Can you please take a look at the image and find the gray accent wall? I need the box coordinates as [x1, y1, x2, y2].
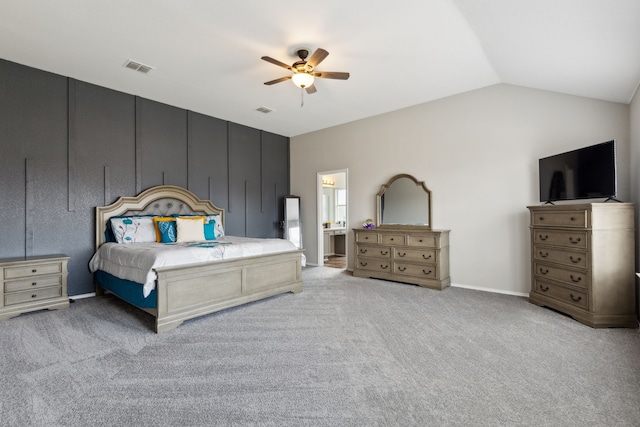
[0, 59, 290, 296]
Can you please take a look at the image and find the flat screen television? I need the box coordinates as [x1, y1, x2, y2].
[538, 140, 617, 203]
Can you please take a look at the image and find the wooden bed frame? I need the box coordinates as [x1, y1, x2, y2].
[94, 185, 303, 333]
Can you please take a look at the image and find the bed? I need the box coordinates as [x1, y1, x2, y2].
[90, 185, 303, 333]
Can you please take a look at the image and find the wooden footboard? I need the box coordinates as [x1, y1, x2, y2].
[154, 250, 302, 333]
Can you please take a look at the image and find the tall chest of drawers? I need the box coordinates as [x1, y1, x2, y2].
[527, 203, 636, 328]
[353, 228, 450, 290]
[0, 254, 70, 321]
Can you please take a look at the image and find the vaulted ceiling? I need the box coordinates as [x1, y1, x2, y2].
[1, 0, 639, 137]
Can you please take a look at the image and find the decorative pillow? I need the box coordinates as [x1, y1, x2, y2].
[110, 216, 156, 244]
[205, 214, 225, 238]
[153, 217, 175, 242]
[203, 220, 216, 240]
[176, 217, 205, 242]
[157, 220, 177, 243]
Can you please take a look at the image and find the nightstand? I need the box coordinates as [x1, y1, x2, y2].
[0, 254, 70, 321]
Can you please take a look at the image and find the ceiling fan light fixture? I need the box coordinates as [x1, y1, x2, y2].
[291, 72, 314, 88]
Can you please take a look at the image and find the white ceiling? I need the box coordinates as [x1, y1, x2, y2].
[1, 0, 639, 137]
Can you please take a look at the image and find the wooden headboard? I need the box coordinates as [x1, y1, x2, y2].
[95, 185, 225, 249]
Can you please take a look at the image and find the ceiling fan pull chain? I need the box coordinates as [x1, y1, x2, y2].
[301, 87, 304, 107]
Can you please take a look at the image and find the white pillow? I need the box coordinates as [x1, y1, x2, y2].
[176, 217, 205, 242]
[205, 214, 225, 238]
[110, 216, 156, 244]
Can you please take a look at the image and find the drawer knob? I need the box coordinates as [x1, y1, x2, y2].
[360, 249, 367, 254]
[32, 269, 37, 273]
[539, 268, 549, 275]
[422, 269, 432, 275]
[31, 294, 37, 298]
[539, 251, 548, 258]
[364, 236, 369, 240]
[381, 250, 389, 256]
[422, 254, 432, 260]
[539, 234, 548, 241]
[32, 282, 37, 286]
[419, 239, 423, 243]
[540, 285, 549, 292]
[390, 238, 394, 241]
[569, 256, 581, 264]
[398, 266, 407, 272]
[398, 252, 406, 257]
[570, 293, 582, 302]
[360, 261, 368, 267]
[539, 216, 544, 221]
[570, 216, 576, 221]
[569, 237, 581, 244]
[380, 264, 388, 270]
[570, 275, 582, 283]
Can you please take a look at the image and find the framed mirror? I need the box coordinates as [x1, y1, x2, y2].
[284, 196, 302, 248]
[376, 174, 431, 229]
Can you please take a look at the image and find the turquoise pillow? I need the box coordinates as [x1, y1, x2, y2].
[204, 220, 216, 240]
[157, 220, 177, 243]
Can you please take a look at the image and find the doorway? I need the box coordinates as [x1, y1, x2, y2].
[317, 170, 348, 268]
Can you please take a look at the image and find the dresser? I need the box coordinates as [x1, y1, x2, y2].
[0, 254, 70, 321]
[353, 228, 450, 290]
[527, 203, 636, 328]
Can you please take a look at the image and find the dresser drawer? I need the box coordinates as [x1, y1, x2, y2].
[381, 234, 405, 245]
[394, 247, 437, 263]
[406, 234, 438, 247]
[355, 232, 379, 244]
[5, 286, 62, 306]
[534, 279, 588, 310]
[531, 210, 588, 228]
[395, 263, 437, 279]
[356, 257, 391, 273]
[534, 262, 588, 289]
[5, 275, 62, 293]
[356, 245, 391, 259]
[4, 262, 62, 280]
[532, 229, 588, 250]
[533, 245, 587, 269]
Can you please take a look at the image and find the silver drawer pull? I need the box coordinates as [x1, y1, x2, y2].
[569, 256, 581, 263]
[539, 251, 548, 258]
[539, 268, 549, 275]
[570, 275, 582, 283]
[569, 237, 581, 244]
[540, 285, 549, 292]
[422, 254, 432, 260]
[380, 250, 389, 256]
[539, 234, 548, 241]
[380, 265, 388, 270]
[422, 269, 432, 275]
[570, 293, 582, 302]
[398, 266, 406, 272]
[398, 252, 406, 257]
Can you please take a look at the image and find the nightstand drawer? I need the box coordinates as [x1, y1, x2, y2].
[5, 275, 62, 293]
[5, 286, 62, 306]
[4, 262, 62, 280]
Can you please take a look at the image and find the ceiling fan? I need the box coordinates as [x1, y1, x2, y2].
[261, 48, 350, 95]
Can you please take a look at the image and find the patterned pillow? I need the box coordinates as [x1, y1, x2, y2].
[203, 220, 216, 240]
[157, 220, 177, 243]
[110, 216, 156, 244]
[205, 214, 224, 238]
[153, 217, 175, 242]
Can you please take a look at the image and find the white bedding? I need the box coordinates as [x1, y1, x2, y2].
[89, 236, 300, 298]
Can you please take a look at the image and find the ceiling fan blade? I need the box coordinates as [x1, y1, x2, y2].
[306, 48, 329, 69]
[312, 71, 350, 80]
[264, 75, 292, 85]
[305, 84, 317, 94]
[261, 56, 292, 71]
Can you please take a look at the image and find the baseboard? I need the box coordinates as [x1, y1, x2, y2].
[451, 282, 528, 298]
[69, 292, 96, 300]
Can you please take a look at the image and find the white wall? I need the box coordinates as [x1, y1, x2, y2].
[291, 83, 630, 295]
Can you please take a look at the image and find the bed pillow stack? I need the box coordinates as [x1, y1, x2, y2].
[109, 215, 223, 244]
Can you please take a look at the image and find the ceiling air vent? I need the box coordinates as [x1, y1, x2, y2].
[123, 59, 154, 74]
[256, 106, 274, 114]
